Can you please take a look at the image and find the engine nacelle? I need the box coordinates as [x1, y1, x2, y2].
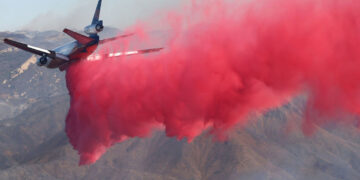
[36, 55, 51, 66]
[84, 21, 104, 35]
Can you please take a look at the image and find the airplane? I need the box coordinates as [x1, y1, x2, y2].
[2, 0, 163, 71]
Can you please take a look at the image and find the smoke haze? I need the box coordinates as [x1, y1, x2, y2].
[21, 0, 181, 31]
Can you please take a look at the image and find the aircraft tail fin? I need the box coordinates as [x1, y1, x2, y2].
[92, 0, 102, 24]
[63, 28, 94, 44]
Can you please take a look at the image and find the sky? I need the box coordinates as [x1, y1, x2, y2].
[0, 0, 181, 31]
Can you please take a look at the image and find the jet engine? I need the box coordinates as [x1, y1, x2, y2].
[84, 21, 104, 35]
[37, 55, 50, 66]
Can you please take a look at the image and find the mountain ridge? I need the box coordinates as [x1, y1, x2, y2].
[0, 30, 359, 180]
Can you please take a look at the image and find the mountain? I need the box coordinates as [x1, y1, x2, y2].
[0, 27, 120, 120]
[0, 30, 360, 180]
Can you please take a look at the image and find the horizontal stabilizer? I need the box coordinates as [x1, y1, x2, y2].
[63, 29, 93, 44]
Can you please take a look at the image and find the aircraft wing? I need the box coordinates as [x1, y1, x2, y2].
[107, 48, 163, 57]
[99, 34, 134, 44]
[136, 48, 164, 54]
[3, 38, 70, 62]
[3, 38, 53, 56]
[86, 47, 163, 61]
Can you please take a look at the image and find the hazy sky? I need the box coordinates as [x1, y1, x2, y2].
[0, 0, 182, 31]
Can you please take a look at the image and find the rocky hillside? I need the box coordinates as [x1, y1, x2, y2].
[0, 30, 359, 180]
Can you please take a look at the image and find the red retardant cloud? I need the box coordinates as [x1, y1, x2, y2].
[65, 0, 360, 165]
